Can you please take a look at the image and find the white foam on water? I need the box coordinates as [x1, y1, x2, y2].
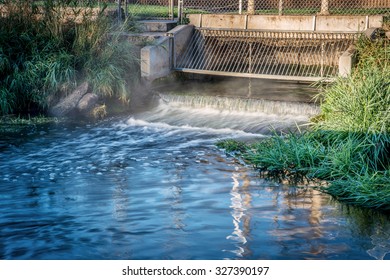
[125, 116, 265, 139]
[122, 93, 317, 136]
[159, 93, 320, 116]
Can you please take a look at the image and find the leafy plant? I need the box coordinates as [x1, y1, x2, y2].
[0, 0, 139, 116]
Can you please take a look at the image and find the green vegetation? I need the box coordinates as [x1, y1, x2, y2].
[0, 114, 59, 136]
[218, 37, 390, 211]
[127, 4, 178, 19]
[0, 0, 139, 116]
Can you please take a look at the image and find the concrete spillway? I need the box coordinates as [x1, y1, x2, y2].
[141, 14, 384, 82]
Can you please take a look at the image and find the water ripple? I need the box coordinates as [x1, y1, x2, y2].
[1, 111, 390, 259]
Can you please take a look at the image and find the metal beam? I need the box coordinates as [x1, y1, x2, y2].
[175, 68, 334, 83]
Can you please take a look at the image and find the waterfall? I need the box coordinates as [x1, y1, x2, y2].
[130, 91, 320, 136]
[159, 93, 320, 117]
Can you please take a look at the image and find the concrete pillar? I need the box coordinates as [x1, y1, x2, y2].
[167, 25, 194, 66]
[339, 45, 356, 77]
[141, 37, 171, 81]
[141, 25, 194, 81]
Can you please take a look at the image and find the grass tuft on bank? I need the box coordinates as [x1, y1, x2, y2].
[217, 37, 390, 211]
[0, 0, 139, 116]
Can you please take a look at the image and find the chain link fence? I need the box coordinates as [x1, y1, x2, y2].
[119, 0, 176, 19]
[5, 1, 384, 21]
[106, 0, 390, 20]
[182, 0, 390, 16]
[0, 1, 176, 20]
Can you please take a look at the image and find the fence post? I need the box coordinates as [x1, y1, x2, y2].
[319, 0, 330, 15]
[169, 0, 174, 20]
[178, 0, 183, 23]
[167, 33, 175, 69]
[278, 0, 284, 16]
[320, 39, 325, 77]
[239, 0, 243, 15]
[247, 0, 255, 15]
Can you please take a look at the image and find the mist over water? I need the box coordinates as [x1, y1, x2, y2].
[1, 78, 389, 260]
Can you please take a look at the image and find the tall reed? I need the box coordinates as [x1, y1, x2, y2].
[0, 0, 138, 115]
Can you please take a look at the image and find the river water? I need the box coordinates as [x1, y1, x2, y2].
[1, 78, 389, 260]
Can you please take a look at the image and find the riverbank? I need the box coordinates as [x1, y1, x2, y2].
[218, 37, 390, 211]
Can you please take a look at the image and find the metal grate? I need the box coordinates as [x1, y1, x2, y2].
[175, 28, 360, 81]
[182, 0, 390, 16]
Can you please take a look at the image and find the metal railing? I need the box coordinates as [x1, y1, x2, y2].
[175, 28, 360, 81]
[182, 0, 390, 16]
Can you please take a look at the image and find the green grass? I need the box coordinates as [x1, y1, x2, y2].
[127, 4, 178, 19]
[217, 38, 390, 211]
[0, 114, 60, 135]
[218, 131, 390, 210]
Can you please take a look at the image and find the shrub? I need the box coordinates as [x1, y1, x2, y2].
[0, 0, 138, 115]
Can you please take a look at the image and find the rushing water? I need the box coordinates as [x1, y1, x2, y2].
[1, 79, 390, 260]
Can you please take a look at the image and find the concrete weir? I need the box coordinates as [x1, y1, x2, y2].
[141, 24, 194, 81]
[141, 14, 384, 82]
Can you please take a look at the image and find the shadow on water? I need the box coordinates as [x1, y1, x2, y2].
[0, 77, 389, 260]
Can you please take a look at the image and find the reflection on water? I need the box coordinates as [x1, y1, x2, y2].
[224, 169, 390, 260]
[1, 79, 389, 260]
[367, 224, 390, 260]
[226, 169, 253, 258]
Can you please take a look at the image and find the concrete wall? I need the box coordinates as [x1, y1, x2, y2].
[187, 14, 384, 32]
[141, 37, 171, 82]
[167, 25, 194, 66]
[339, 45, 357, 78]
[193, 14, 248, 29]
[141, 25, 194, 81]
[247, 15, 314, 31]
[316, 15, 383, 32]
